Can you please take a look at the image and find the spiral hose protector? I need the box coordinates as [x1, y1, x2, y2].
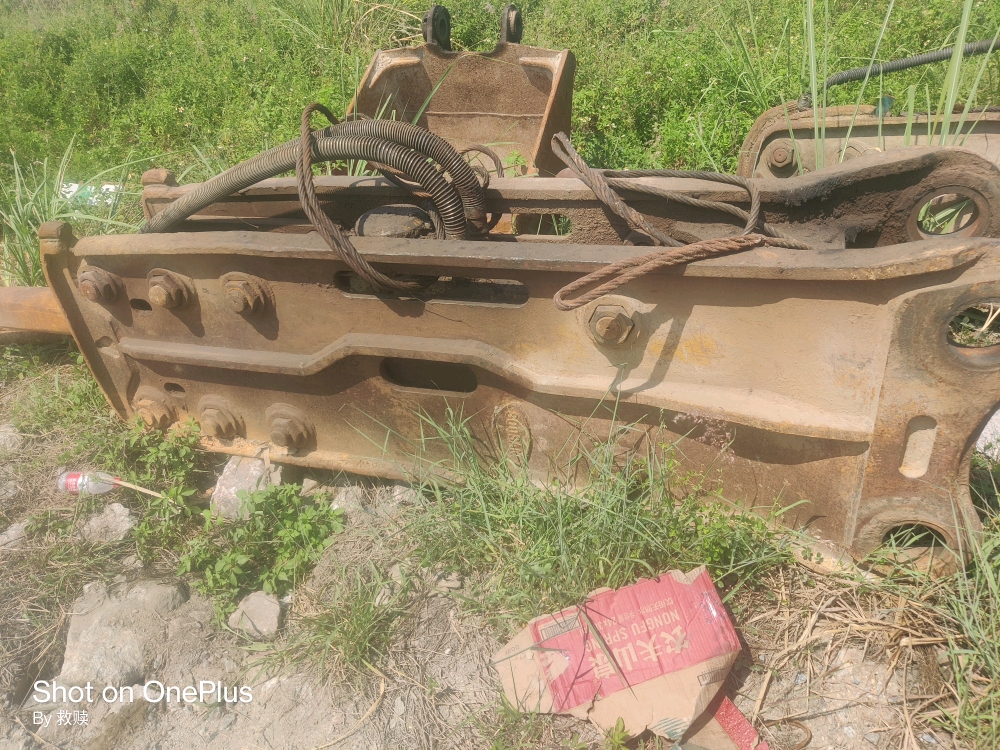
[142, 124, 479, 236]
[312, 136, 467, 238]
[329, 119, 486, 233]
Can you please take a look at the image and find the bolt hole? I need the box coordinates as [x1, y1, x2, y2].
[163, 382, 185, 395]
[130, 298, 152, 313]
[381, 358, 477, 393]
[881, 524, 948, 549]
[917, 193, 979, 236]
[948, 303, 1000, 348]
[512, 213, 572, 236]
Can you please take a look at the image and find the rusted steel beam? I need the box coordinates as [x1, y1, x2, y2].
[740, 103, 1000, 179]
[0, 286, 71, 335]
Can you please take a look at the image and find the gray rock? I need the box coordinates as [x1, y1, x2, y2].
[0, 424, 23, 455]
[300, 477, 319, 496]
[80, 502, 137, 543]
[0, 480, 17, 502]
[978, 411, 1000, 459]
[55, 580, 189, 691]
[919, 733, 938, 746]
[0, 520, 28, 550]
[211, 456, 281, 520]
[435, 572, 464, 591]
[864, 731, 881, 745]
[228, 591, 284, 640]
[391, 483, 419, 504]
[332, 484, 365, 513]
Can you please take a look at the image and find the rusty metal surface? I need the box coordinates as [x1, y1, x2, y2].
[0, 285, 71, 334]
[141, 146, 1000, 248]
[32, 146, 1000, 569]
[348, 41, 575, 176]
[740, 102, 1000, 179]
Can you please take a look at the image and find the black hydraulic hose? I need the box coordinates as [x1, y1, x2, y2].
[800, 37, 1000, 105]
[142, 121, 482, 236]
[143, 135, 467, 239]
[825, 38, 999, 91]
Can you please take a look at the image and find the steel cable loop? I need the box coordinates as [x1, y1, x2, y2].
[297, 104, 419, 293]
[551, 133, 684, 247]
[331, 119, 487, 234]
[553, 233, 808, 311]
[603, 179, 809, 248]
[459, 144, 506, 231]
[549, 131, 810, 310]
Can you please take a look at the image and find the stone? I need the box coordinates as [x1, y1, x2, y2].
[435, 572, 464, 591]
[80, 502, 137, 543]
[54, 580, 189, 691]
[332, 484, 366, 513]
[228, 591, 284, 640]
[211, 456, 281, 520]
[0, 424, 23, 455]
[0, 520, 28, 550]
[864, 732, 881, 746]
[919, 733, 938, 746]
[978, 410, 1000, 459]
[391, 483, 419, 504]
[300, 477, 319, 496]
[0, 480, 17, 502]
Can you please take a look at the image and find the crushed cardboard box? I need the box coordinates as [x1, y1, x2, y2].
[493, 566, 768, 749]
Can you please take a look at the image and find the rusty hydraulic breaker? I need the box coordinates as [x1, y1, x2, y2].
[6, 140, 997, 571]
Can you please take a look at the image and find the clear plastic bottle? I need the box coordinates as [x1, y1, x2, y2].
[57, 471, 118, 495]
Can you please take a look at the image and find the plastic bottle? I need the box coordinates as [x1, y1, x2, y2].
[57, 471, 119, 495]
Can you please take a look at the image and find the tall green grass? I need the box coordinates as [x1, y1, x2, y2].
[0, 143, 145, 286]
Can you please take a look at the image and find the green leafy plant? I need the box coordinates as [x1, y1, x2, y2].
[179, 483, 345, 616]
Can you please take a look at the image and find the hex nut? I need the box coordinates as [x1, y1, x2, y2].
[768, 143, 795, 170]
[78, 268, 122, 304]
[220, 273, 271, 316]
[200, 408, 236, 439]
[147, 270, 190, 309]
[588, 305, 634, 346]
[266, 404, 313, 451]
[134, 398, 173, 431]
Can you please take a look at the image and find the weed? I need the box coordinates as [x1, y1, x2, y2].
[0, 142, 146, 286]
[409, 410, 790, 631]
[258, 564, 407, 678]
[178, 483, 345, 617]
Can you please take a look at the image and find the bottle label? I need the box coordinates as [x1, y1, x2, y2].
[64, 472, 83, 494]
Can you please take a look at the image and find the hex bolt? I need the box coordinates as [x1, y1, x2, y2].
[77, 268, 122, 303]
[223, 278, 264, 314]
[147, 272, 188, 309]
[266, 404, 313, 451]
[269, 417, 307, 449]
[589, 305, 634, 346]
[769, 143, 795, 170]
[134, 397, 172, 431]
[200, 408, 235, 439]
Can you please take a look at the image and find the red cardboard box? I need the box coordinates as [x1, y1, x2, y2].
[493, 567, 766, 747]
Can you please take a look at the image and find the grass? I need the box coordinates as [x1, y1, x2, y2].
[408, 409, 791, 633]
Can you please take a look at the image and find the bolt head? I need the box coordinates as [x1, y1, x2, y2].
[225, 287, 249, 313]
[769, 145, 794, 169]
[589, 305, 634, 346]
[200, 408, 234, 439]
[79, 279, 102, 302]
[135, 398, 171, 430]
[270, 416, 307, 449]
[223, 278, 264, 315]
[148, 275, 184, 308]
